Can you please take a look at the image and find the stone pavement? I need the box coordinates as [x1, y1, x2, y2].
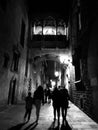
[0, 101, 98, 130]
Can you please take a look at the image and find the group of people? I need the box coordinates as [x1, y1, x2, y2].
[24, 85, 44, 123]
[44, 86, 52, 104]
[51, 85, 70, 125]
[23, 84, 70, 125]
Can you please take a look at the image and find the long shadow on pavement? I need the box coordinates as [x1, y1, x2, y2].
[8, 121, 38, 130]
[8, 122, 26, 130]
[48, 121, 55, 130]
[60, 121, 72, 130]
[23, 121, 38, 130]
[48, 120, 72, 130]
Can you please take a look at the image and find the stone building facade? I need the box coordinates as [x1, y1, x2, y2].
[0, 0, 28, 105]
[69, 0, 98, 122]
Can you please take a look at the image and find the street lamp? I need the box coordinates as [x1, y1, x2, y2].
[54, 71, 59, 87]
[55, 71, 59, 77]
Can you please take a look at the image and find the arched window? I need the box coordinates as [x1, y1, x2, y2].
[11, 46, 20, 72]
[32, 16, 66, 36]
[43, 16, 56, 35]
[33, 20, 42, 35]
[57, 19, 66, 35]
[3, 53, 9, 68]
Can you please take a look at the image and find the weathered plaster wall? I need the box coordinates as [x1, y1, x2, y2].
[0, 0, 28, 105]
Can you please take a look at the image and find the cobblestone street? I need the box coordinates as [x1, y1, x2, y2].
[0, 102, 98, 130]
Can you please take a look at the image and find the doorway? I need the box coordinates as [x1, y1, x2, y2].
[8, 75, 16, 104]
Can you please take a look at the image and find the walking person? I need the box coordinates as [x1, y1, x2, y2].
[60, 85, 70, 125]
[44, 88, 48, 103]
[47, 87, 52, 104]
[24, 92, 34, 122]
[33, 85, 44, 123]
[51, 85, 61, 125]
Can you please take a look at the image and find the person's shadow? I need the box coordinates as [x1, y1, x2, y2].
[23, 121, 38, 130]
[60, 121, 72, 130]
[8, 122, 26, 130]
[8, 121, 38, 130]
[48, 120, 72, 130]
[48, 121, 55, 130]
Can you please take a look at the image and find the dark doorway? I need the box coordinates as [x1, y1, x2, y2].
[8, 76, 17, 104]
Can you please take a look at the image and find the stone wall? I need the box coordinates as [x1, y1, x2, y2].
[0, 0, 28, 105]
[69, 0, 97, 122]
[87, 16, 98, 122]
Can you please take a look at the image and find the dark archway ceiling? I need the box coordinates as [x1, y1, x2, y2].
[29, 48, 72, 65]
[33, 54, 59, 63]
[26, 0, 73, 24]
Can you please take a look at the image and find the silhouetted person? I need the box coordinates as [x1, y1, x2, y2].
[60, 86, 70, 125]
[51, 85, 61, 125]
[44, 88, 48, 103]
[24, 92, 34, 122]
[47, 87, 52, 104]
[33, 85, 44, 123]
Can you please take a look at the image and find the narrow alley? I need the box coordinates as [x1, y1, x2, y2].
[0, 1, 98, 130]
[0, 101, 98, 130]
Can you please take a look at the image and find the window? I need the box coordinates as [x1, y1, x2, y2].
[78, 12, 81, 30]
[43, 26, 56, 35]
[11, 50, 20, 72]
[33, 20, 42, 35]
[3, 53, 9, 68]
[77, 0, 81, 30]
[57, 20, 66, 35]
[32, 17, 66, 36]
[20, 20, 25, 48]
[75, 59, 81, 81]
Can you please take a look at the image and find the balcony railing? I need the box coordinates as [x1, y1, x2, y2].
[28, 35, 69, 49]
[31, 35, 67, 41]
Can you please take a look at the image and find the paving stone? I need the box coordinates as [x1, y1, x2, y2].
[0, 101, 98, 130]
